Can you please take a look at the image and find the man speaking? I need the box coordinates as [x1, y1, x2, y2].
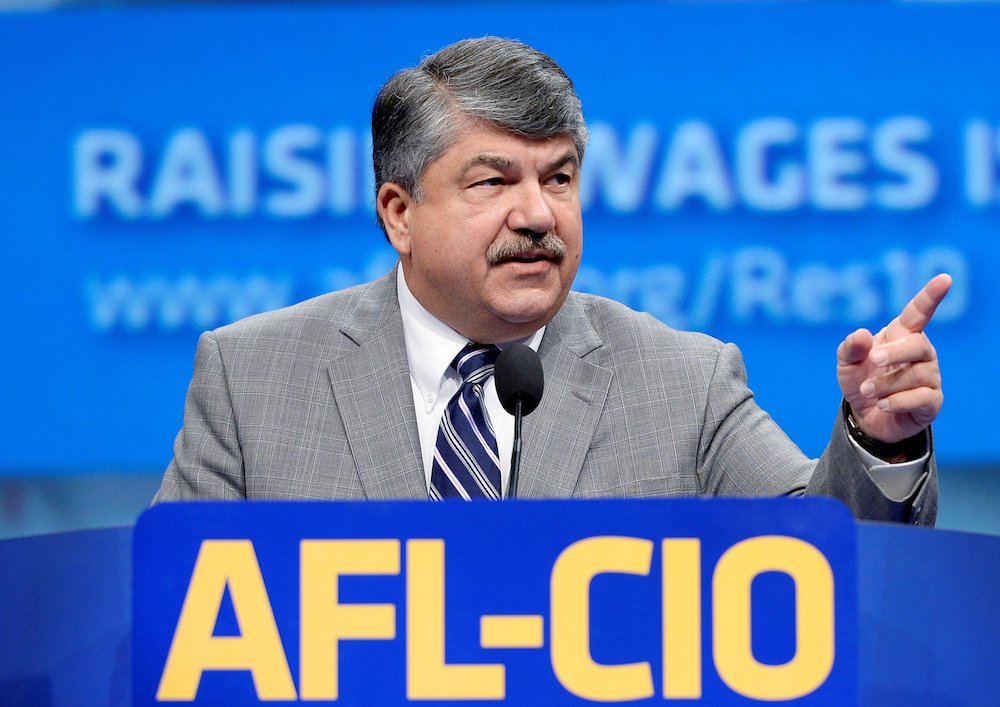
[154, 37, 949, 524]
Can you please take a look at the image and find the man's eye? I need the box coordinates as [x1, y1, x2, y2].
[550, 173, 572, 186]
[473, 177, 504, 187]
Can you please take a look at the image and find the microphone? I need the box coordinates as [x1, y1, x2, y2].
[494, 344, 544, 499]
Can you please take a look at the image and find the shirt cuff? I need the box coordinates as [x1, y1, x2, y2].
[846, 431, 929, 502]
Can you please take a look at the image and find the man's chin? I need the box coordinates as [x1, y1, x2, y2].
[490, 293, 566, 328]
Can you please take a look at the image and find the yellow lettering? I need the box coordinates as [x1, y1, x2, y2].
[713, 536, 835, 700]
[299, 539, 400, 700]
[550, 536, 654, 701]
[406, 539, 505, 699]
[662, 538, 702, 698]
[480, 615, 544, 648]
[156, 540, 295, 701]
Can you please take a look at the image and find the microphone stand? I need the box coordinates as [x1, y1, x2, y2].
[509, 397, 523, 499]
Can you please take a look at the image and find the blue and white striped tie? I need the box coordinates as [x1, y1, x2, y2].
[429, 343, 502, 500]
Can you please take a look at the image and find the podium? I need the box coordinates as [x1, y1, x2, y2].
[1, 499, 997, 705]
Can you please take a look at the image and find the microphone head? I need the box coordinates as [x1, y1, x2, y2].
[495, 344, 544, 416]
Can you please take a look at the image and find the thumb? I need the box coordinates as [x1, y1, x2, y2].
[838, 328, 873, 367]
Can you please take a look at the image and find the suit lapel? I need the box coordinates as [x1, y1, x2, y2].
[326, 271, 427, 500]
[517, 296, 612, 498]
[324, 277, 612, 500]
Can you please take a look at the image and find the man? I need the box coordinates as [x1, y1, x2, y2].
[155, 37, 949, 524]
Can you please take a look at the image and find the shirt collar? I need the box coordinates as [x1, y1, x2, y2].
[395, 265, 544, 396]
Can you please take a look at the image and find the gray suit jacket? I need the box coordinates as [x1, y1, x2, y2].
[155, 269, 936, 524]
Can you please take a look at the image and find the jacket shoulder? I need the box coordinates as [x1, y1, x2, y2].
[564, 291, 727, 359]
[207, 275, 393, 353]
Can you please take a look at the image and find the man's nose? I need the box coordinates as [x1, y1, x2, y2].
[507, 182, 556, 236]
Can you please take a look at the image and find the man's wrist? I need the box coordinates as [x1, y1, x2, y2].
[842, 400, 927, 463]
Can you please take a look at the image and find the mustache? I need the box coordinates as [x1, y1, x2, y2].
[486, 231, 567, 265]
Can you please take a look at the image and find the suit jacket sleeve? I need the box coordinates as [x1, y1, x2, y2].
[154, 331, 246, 501]
[700, 341, 937, 525]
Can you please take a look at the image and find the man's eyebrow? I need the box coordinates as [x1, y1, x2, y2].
[460, 151, 579, 175]
[462, 154, 514, 173]
[545, 152, 579, 173]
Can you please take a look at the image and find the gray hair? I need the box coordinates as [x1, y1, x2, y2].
[372, 37, 588, 229]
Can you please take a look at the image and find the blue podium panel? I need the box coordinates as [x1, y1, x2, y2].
[133, 499, 857, 705]
[857, 523, 1000, 705]
[0, 527, 132, 707]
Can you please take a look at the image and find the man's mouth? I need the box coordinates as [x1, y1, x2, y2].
[501, 249, 553, 264]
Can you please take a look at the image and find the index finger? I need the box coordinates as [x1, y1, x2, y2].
[894, 273, 953, 334]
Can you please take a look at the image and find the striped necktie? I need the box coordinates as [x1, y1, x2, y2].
[429, 343, 502, 500]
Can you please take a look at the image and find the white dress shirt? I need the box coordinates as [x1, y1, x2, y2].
[397, 267, 543, 497]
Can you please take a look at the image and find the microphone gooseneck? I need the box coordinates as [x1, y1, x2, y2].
[494, 344, 544, 499]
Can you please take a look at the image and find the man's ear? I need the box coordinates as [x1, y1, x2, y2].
[377, 182, 415, 256]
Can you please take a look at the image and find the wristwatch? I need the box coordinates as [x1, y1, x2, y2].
[842, 400, 926, 461]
